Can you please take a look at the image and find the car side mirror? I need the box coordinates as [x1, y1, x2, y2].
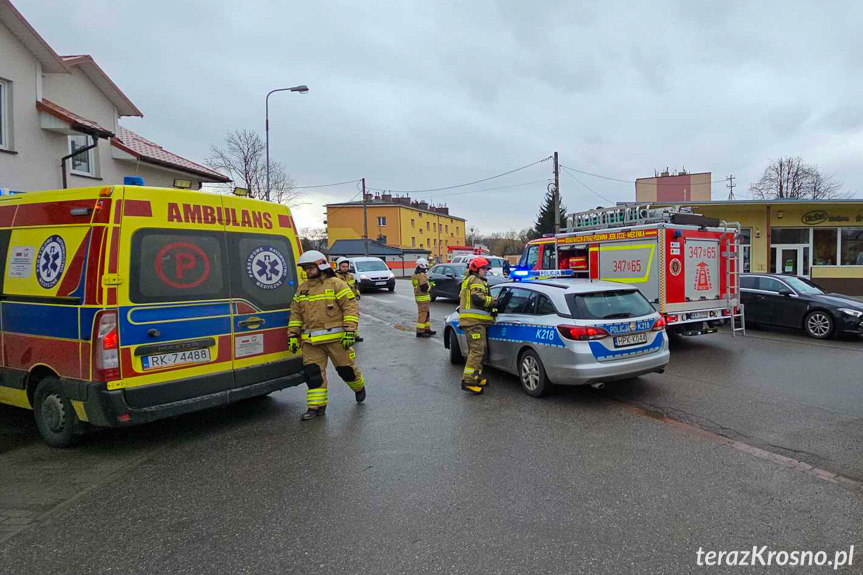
[778, 288, 794, 297]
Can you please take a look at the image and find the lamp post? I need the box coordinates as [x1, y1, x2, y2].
[265, 85, 309, 201]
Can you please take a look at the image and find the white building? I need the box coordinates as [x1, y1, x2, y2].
[0, 0, 229, 192]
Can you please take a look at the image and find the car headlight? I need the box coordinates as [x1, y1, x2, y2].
[387, 272, 395, 279]
[359, 274, 370, 281]
[839, 308, 863, 318]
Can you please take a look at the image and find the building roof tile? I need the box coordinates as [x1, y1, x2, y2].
[111, 126, 230, 183]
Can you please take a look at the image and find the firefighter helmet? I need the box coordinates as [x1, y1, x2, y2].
[468, 256, 490, 272]
[336, 257, 350, 266]
[298, 250, 330, 271]
[416, 258, 429, 269]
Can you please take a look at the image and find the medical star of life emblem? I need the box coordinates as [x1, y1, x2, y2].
[36, 235, 66, 289]
[246, 246, 288, 290]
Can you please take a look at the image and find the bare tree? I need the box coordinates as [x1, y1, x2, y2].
[749, 156, 847, 200]
[206, 129, 298, 205]
[300, 227, 328, 253]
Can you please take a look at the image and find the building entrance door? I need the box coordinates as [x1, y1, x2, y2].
[771, 245, 810, 277]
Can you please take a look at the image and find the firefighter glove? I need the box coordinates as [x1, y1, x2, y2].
[289, 336, 301, 354]
[342, 331, 357, 349]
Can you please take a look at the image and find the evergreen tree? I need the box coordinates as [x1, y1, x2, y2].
[528, 190, 566, 240]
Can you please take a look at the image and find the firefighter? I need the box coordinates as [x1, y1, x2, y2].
[288, 250, 366, 420]
[335, 257, 363, 342]
[412, 258, 436, 338]
[458, 256, 496, 395]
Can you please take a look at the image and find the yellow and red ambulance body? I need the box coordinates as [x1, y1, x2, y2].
[0, 185, 307, 446]
[516, 211, 742, 336]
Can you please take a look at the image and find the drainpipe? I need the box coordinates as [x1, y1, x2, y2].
[61, 140, 100, 189]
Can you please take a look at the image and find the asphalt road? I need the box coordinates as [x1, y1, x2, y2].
[0, 283, 861, 574]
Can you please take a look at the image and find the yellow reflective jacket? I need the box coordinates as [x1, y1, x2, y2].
[335, 270, 360, 297]
[288, 275, 359, 344]
[411, 272, 431, 302]
[458, 274, 494, 328]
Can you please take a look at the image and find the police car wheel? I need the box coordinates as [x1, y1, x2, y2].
[430, 290, 437, 302]
[448, 329, 465, 365]
[33, 377, 79, 448]
[519, 349, 550, 397]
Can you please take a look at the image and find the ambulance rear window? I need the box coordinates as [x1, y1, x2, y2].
[130, 229, 228, 303]
[229, 233, 297, 310]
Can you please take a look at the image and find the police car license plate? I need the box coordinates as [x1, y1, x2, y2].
[614, 333, 648, 347]
[142, 349, 211, 370]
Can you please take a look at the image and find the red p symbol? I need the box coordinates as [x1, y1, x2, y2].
[175, 252, 196, 279]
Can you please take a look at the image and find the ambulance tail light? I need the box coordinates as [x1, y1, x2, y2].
[92, 310, 120, 382]
[652, 316, 667, 331]
[557, 325, 608, 341]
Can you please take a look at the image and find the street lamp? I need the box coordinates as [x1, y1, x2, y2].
[265, 84, 309, 201]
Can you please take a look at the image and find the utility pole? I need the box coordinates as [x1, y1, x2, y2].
[362, 178, 369, 256]
[553, 151, 560, 234]
[726, 174, 736, 201]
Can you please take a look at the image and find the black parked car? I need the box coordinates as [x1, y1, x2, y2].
[740, 274, 863, 339]
[428, 263, 507, 301]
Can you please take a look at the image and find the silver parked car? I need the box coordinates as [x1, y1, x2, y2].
[443, 279, 670, 396]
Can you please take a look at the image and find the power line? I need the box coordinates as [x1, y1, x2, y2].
[560, 164, 727, 186]
[367, 156, 553, 195]
[293, 178, 362, 190]
[424, 179, 552, 199]
[560, 166, 614, 204]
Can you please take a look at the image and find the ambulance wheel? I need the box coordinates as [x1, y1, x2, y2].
[448, 329, 465, 365]
[518, 349, 551, 398]
[33, 377, 79, 448]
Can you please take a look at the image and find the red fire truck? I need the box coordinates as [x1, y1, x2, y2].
[515, 205, 745, 336]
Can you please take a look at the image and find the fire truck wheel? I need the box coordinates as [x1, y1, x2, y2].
[33, 377, 79, 448]
[518, 349, 551, 397]
[804, 311, 833, 339]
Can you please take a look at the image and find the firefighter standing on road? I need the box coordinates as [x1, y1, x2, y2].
[335, 257, 363, 342]
[289, 250, 366, 420]
[458, 257, 496, 395]
[412, 258, 437, 338]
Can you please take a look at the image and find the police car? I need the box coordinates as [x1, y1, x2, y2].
[443, 279, 669, 396]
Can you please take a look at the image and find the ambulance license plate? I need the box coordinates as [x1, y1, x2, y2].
[142, 348, 211, 370]
[614, 333, 648, 347]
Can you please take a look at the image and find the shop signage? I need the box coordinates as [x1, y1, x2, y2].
[801, 210, 863, 225]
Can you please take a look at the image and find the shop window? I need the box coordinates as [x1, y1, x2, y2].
[770, 228, 809, 244]
[840, 228, 863, 266]
[813, 228, 838, 266]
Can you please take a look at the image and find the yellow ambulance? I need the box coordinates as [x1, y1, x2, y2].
[0, 184, 307, 446]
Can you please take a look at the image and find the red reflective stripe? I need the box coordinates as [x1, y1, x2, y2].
[4, 334, 80, 378]
[0, 205, 17, 227]
[278, 214, 291, 228]
[124, 199, 152, 217]
[91, 198, 111, 224]
[13, 200, 98, 227]
[108, 227, 119, 273]
[86, 226, 106, 304]
[112, 199, 123, 224]
[56, 232, 90, 296]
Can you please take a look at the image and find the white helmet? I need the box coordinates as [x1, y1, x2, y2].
[416, 258, 429, 269]
[336, 257, 350, 266]
[298, 250, 330, 271]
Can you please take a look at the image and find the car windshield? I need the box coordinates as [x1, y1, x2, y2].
[450, 264, 468, 274]
[567, 289, 655, 320]
[782, 276, 825, 295]
[355, 260, 389, 272]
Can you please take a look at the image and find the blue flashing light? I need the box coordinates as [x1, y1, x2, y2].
[513, 269, 529, 277]
[124, 176, 145, 186]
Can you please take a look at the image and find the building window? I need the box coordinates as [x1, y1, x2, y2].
[0, 79, 8, 150]
[739, 228, 751, 273]
[433, 223, 437, 232]
[412, 237, 416, 247]
[456, 226, 460, 235]
[840, 228, 863, 266]
[377, 216, 387, 226]
[813, 228, 838, 266]
[378, 235, 387, 244]
[445, 224, 448, 233]
[411, 219, 415, 227]
[433, 239, 437, 247]
[770, 228, 809, 244]
[426, 222, 430, 230]
[419, 229, 423, 235]
[68, 134, 95, 176]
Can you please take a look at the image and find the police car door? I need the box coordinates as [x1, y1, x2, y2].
[488, 287, 534, 368]
[222, 195, 299, 382]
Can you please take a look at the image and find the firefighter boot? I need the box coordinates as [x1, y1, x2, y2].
[301, 405, 327, 420]
[425, 329, 437, 336]
[355, 387, 367, 403]
[461, 382, 484, 395]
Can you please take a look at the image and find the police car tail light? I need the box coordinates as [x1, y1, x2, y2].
[557, 325, 608, 341]
[652, 316, 667, 331]
[93, 311, 120, 381]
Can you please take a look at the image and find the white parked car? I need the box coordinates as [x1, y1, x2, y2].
[345, 257, 396, 293]
[448, 255, 511, 277]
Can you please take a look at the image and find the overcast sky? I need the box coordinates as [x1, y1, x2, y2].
[21, 0, 863, 232]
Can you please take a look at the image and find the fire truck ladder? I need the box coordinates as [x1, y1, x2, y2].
[563, 204, 695, 232]
[721, 221, 746, 337]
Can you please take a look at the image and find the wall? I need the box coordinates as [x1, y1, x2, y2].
[636, 173, 712, 203]
[400, 206, 466, 258]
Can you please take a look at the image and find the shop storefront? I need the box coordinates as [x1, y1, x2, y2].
[653, 200, 863, 295]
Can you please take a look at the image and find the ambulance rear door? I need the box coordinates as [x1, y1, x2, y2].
[115, 188, 235, 408]
[221, 195, 300, 386]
